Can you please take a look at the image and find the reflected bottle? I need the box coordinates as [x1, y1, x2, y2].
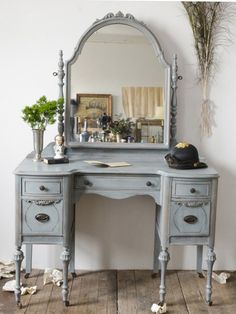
[73, 116, 81, 141]
[79, 118, 89, 142]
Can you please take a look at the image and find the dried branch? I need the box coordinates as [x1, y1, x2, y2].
[182, 2, 235, 136]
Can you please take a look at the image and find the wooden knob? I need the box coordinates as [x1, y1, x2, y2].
[39, 185, 46, 191]
[190, 188, 196, 194]
[84, 180, 91, 186]
[146, 181, 152, 187]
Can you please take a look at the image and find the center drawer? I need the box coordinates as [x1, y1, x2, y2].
[75, 175, 160, 191]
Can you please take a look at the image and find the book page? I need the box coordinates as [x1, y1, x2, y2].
[106, 162, 131, 167]
[84, 160, 131, 167]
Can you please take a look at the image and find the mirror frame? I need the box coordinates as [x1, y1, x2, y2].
[63, 11, 178, 150]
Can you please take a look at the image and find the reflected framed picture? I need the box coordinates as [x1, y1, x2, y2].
[136, 118, 164, 144]
[76, 93, 112, 130]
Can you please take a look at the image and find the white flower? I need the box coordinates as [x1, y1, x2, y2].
[151, 303, 167, 313]
[151, 303, 160, 313]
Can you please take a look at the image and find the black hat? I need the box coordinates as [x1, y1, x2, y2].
[165, 142, 207, 169]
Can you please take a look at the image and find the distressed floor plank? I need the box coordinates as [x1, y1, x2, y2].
[15, 269, 41, 314]
[0, 275, 18, 314]
[25, 270, 53, 313]
[95, 271, 117, 314]
[117, 270, 137, 314]
[66, 270, 117, 314]
[72, 271, 99, 313]
[197, 271, 236, 314]
[134, 270, 157, 314]
[1, 270, 236, 313]
[46, 274, 73, 314]
[163, 271, 188, 314]
[177, 271, 210, 314]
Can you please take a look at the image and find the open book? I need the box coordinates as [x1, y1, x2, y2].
[84, 160, 131, 168]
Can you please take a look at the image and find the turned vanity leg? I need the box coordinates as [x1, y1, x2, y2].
[205, 248, 216, 306]
[60, 247, 71, 306]
[69, 205, 76, 278]
[69, 224, 76, 278]
[158, 249, 170, 304]
[152, 205, 161, 277]
[14, 247, 24, 308]
[196, 245, 204, 278]
[25, 244, 32, 278]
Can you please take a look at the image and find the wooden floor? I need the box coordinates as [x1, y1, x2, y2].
[0, 270, 236, 314]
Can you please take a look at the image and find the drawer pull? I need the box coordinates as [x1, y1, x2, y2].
[176, 201, 207, 208]
[146, 181, 152, 187]
[184, 215, 198, 224]
[35, 213, 50, 223]
[190, 188, 196, 194]
[84, 180, 92, 186]
[39, 185, 47, 191]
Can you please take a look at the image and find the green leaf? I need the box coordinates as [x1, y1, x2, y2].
[21, 96, 64, 130]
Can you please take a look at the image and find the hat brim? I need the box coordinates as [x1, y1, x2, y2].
[165, 154, 208, 170]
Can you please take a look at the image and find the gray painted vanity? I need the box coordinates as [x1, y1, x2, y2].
[14, 12, 219, 308]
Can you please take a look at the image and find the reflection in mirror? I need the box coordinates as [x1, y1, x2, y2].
[70, 24, 166, 144]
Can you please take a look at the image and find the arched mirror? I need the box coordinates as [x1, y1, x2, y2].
[63, 12, 178, 149]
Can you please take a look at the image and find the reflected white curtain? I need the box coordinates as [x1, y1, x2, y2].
[122, 87, 164, 119]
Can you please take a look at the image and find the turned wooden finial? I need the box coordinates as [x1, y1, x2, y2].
[170, 54, 178, 147]
[57, 50, 65, 136]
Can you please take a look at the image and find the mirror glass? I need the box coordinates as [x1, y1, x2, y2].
[69, 24, 167, 145]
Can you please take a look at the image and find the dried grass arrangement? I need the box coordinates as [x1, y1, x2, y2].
[182, 2, 235, 136]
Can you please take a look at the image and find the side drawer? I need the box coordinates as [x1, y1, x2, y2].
[172, 179, 211, 199]
[22, 178, 63, 196]
[22, 199, 63, 235]
[75, 175, 160, 191]
[169, 200, 210, 236]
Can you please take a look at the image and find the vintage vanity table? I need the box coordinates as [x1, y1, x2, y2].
[14, 12, 219, 308]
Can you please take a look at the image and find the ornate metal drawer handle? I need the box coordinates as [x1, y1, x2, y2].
[35, 213, 50, 223]
[25, 200, 61, 206]
[176, 201, 208, 208]
[184, 215, 198, 224]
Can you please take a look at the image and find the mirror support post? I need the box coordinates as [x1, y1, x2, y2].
[170, 54, 178, 147]
[57, 50, 65, 137]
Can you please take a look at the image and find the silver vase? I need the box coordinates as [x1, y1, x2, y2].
[32, 129, 44, 162]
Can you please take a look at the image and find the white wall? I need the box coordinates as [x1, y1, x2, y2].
[0, 0, 235, 270]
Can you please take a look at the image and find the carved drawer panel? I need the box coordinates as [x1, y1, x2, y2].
[75, 175, 160, 191]
[169, 201, 210, 236]
[22, 199, 63, 235]
[172, 179, 211, 199]
[22, 178, 62, 196]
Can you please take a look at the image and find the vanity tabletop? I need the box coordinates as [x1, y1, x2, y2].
[14, 144, 219, 179]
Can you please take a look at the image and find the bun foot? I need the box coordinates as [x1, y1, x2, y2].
[71, 272, 77, 278]
[64, 300, 69, 307]
[198, 272, 204, 278]
[206, 300, 213, 306]
[24, 273, 30, 279]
